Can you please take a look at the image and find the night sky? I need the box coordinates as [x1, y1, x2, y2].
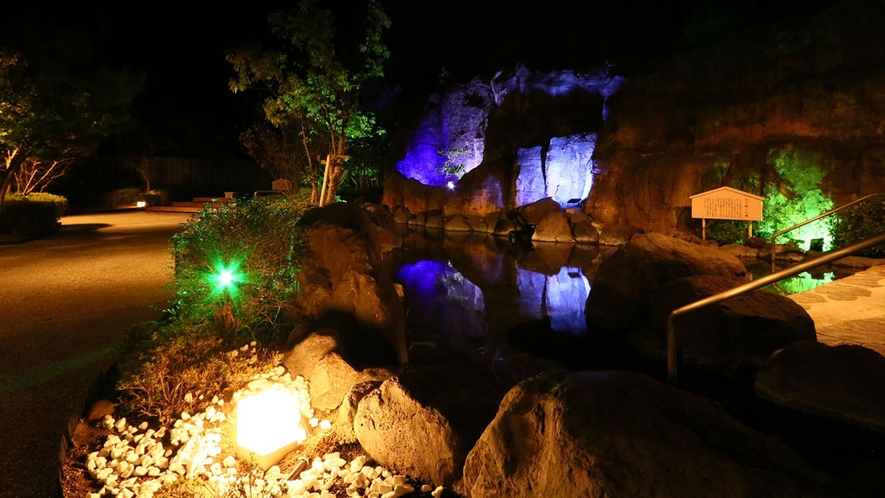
[1, 0, 829, 161]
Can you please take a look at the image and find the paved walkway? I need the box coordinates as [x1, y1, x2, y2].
[788, 265, 885, 356]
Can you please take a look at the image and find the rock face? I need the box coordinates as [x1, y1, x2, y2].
[384, 3, 885, 238]
[354, 377, 463, 487]
[292, 203, 408, 367]
[585, 233, 749, 330]
[755, 341, 885, 434]
[648, 275, 816, 371]
[283, 331, 394, 412]
[384, 65, 618, 219]
[460, 370, 838, 498]
[531, 211, 574, 243]
[512, 196, 561, 226]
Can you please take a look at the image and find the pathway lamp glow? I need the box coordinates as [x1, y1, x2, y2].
[235, 385, 307, 470]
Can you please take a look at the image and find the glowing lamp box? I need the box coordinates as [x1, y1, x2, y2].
[690, 187, 763, 221]
[235, 388, 306, 470]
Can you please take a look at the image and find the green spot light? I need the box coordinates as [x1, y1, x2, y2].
[211, 261, 243, 295]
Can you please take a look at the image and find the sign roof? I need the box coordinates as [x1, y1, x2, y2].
[689, 186, 765, 201]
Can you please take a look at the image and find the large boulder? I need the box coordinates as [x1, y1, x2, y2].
[597, 224, 643, 246]
[585, 233, 749, 330]
[354, 377, 464, 487]
[569, 212, 599, 244]
[392, 205, 411, 225]
[646, 275, 816, 372]
[425, 209, 444, 229]
[292, 203, 408, 366]
[283, 331, 393, 411]
[335, 380, 385, 444]
[459, 370, 840, 498]
[513, 197, 561, 225]
[444, 214, 473, 232]
[531, 211, 574, 243]
[756, 341, 885, 434]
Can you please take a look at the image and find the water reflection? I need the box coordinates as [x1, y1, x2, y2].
[390, 235, 608, 380]
[517, 267, 591, 334]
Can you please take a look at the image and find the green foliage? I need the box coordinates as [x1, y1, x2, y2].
[0, 192, 67, 242]
[830, 199, 885, 258]
[226, 0, 391, 203]
[715, 146, 833, 249]
[756, 147, 834, 250]
[438, 146, 468, 179]
[117, 320, 281, 425]
[170, 197, 308, 333]
[0, 26, 143, 204]
[239, 120, 311, 189]
[705, 219, 745, 245]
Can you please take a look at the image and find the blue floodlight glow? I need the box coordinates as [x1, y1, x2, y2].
[395, 67, 623, 189]
[516, 134, 596, 208]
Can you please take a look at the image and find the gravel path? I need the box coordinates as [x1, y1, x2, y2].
[0, 211, 191, 498]
[789, 265, 885, 356]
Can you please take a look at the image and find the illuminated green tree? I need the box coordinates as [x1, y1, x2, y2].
[0, 28, 143, 206]
[714, 145, 834, 248]
[227, 0, 390, 206]
[758, 147, 834, 249]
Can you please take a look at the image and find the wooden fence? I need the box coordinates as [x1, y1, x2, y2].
[114, 156, 274, 196]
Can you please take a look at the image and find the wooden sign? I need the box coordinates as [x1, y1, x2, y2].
[690, 187, 764, 239]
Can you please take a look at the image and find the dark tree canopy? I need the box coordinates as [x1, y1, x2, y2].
[227, 0, 391, 205]
[0, 23, 143, 205]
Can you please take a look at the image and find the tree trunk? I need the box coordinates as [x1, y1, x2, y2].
[321, 134, 348, 205]
[0, 148, 25, 208]
[319, 154, 332, 207]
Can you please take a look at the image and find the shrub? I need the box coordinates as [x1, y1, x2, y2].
[149, 188, 173, 205]
[170, 196, 309, 335]
[103, 187, 142, 207]
[756, 148, 834, 250]
[0, 193, 68, 242]
[705, 219, 745, 245]
[830, 199, 885, 258]
[117, 319, 281, 423]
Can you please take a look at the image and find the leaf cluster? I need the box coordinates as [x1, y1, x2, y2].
[0, 31, 143, 160]
[226, 0, 390, 140]
[830, 199, 885, 258]
[0, 192, 67, 242]
[170, 196, 310, 333]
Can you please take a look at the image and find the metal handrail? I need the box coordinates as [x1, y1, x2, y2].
[770, 193, 885, 272]
[667, 231, 885, 383]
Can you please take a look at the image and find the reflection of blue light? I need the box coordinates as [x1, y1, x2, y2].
[447, 181, 455, 189]
[397, 260, 488, 346]
[396, 260, 452, 300]
[517, 267, 590, 334]
[396, 260, 485, 312]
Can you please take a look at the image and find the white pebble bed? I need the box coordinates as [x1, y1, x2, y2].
[84, 343, 447, 498]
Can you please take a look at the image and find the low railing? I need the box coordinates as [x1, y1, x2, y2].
[667, 231, 885, 383]
[770, 193, 885, 272]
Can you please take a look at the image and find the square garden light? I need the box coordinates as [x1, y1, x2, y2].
[235, 384, 307, 470]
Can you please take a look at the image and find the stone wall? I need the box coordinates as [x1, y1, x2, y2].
[385, 1, 885, 237]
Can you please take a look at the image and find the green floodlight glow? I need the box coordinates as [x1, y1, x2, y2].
[211, 261, 244, 295]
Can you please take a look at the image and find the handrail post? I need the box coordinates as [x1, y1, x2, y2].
[668, 231, 885, 384]
[770, 193, 885, 273]
[667, 314, 678, 381]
